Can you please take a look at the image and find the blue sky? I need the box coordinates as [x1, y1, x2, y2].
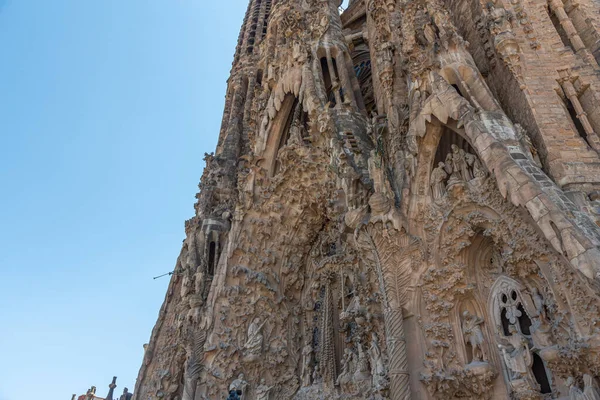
[0, 1, 246, 399]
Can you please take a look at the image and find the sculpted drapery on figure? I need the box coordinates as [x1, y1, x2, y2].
[461, 310, 486, 363]
[243, 318, 265, 362]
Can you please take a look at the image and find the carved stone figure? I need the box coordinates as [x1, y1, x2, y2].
[498, 329, 531, 380]
[531, 287, 547, 320]
[337, 348, 355, 393]
[229, 374, 248, 399]
[255, 378, 273, 400]
[451, 145, 472, 181]
[353, 341, 371, 386]
[243, 318, 266, 362]
[462, 310, 487, 362]
[301, 342, 313, 387]
[369, 332, 388, 391]
[431, 162, 448, 199]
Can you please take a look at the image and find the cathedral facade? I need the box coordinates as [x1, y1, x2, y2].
[132, 0, 600, 398]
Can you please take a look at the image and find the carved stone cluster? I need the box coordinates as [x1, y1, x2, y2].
[132, 0, 600, 399]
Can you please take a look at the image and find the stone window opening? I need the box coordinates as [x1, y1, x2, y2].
[566, 96, 590, 141]
[557, 70, 600, 151]
[547, 0, 600, 64]
[246, 0, 263, 54]
[491, 277, 553, 396]
[208, 240, 217, 277]
[451, 84, 464, 98]
[440, 66, 500, 111]
[272, 96, 309, 175]
[517, 303, 532, 335]
[548, 5, 574, 51]
[256, 69, 263, 87]
[273, 99, 296, 174]
[320, 56, 343, 107]
[532, 352, 552, 394]
[261, 0, 272, 39]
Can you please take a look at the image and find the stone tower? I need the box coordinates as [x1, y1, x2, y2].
[132, 0, 600, 398]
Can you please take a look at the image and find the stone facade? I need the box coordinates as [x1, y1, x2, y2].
[132, 0, 600, 398]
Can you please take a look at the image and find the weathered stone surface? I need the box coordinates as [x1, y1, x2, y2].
[132, 0, 600, 398]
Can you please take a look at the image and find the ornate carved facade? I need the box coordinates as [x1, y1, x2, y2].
[132, 0, 600, 398]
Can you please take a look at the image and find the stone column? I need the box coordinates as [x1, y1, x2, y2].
[380, 308, 409, 400]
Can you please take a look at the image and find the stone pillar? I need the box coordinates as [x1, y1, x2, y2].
[558, 69, 600, 151]
[548, 0, 598, 65]
[385, 308, 410, 400]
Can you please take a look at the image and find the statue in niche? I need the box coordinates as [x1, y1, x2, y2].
[531, 288, 547, 320]
[430, 162, 448, 200]
[255, 378, 273, 400]
[498, 326, 532, 380]
[368, 149, 393, 197]
[445, 152, 460, 185]
[243, 318, 266, 362]
[369, 332, 388, 390]
[301, 341, 314, 387]
[451, 144, 473, 181]
[337, 348, 355, 393]
[353, 341, 371, 385]
[461, 310, 487, 362]
[229, 374, 248, 400]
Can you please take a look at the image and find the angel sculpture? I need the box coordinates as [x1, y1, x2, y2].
[243, 318, 267, 362]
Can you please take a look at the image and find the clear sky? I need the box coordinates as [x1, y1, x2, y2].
[0, 1, 247, 399]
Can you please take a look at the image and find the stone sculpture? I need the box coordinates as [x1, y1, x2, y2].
[301, 342, 313, 387]
[369, 332, 388, 391]
[243, 318, 266, 362]
[255, 378, 273, 400]
[430, 162, 448, 200]
[462, 311, 487, 363]
[229, 374, 248, 399]
[498, 329, 532, 380]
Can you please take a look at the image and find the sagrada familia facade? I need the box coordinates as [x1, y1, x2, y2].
[132, 0, 600, 398]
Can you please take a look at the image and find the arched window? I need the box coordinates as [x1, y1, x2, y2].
[262, 93, 309, 176]
[490, 276, 552, 395]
